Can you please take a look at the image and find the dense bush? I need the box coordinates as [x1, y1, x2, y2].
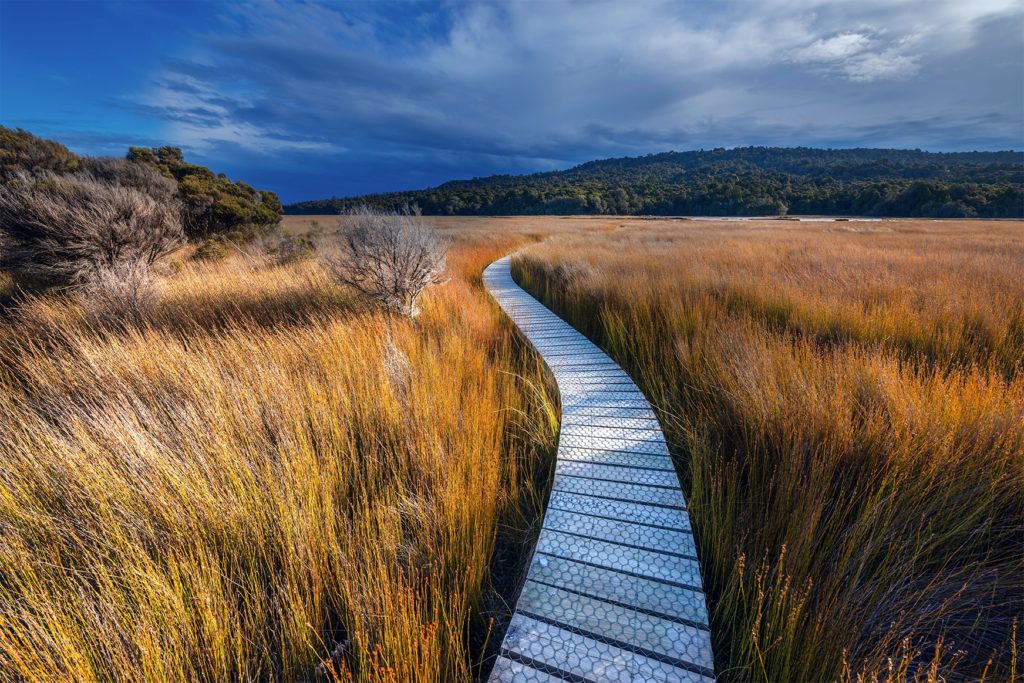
[190, 235, 231, 262]
[128, 146, 282, 238]
[0, 127, 282, 242]
[0, 126, 80, 179]
[0, 171, 183, 287]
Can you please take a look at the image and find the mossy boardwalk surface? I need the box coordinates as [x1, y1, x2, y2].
[484, 256, 715, 683]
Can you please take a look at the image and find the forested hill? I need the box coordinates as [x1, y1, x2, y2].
[287, 147, 1024, 218]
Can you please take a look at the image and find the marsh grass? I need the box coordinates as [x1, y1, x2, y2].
[513, 219, 1023, 681]
[6, 214, 1018, 682]
[0, 234, 558, 681]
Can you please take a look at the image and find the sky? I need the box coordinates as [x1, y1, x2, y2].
[1, 0, 1022, 203]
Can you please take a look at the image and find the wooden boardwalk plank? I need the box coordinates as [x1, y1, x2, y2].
[547, 490, 693, 532]
[527, 554, 709, 627]
[501, 614, 714, 683]
[484, 256, 715, 682]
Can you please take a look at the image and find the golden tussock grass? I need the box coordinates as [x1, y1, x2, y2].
[3, 214, 1020, 682]
[0, 231, 558, 681]
[512, 218, 1023, 682]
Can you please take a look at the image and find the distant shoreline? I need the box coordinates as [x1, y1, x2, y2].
[283, 212, 1024, 221]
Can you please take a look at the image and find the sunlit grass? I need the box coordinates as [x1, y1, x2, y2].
[4, 215, 1019, 682]
[513, 219, 1023, 682]
[0, 236, 558, 682]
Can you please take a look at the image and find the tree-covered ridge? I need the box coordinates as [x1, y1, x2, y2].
[287, 147, 1024, 218]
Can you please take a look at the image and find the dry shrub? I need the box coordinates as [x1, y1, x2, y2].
[0, 171, 183, 287]
[80, 156, 179, 202]
[325, 207, 448, 317]
[79, 259, 163, 324]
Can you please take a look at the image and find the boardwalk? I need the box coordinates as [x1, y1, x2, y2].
[483, 256, 715, 683]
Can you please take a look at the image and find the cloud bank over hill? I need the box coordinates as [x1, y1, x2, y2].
[3, 0, 1022, 201]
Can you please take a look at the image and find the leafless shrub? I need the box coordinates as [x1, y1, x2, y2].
[80, 259, 162, 323]
[80, 156, 178, 202]
[0, 171, 183, 287]
[324, 206, 447, 317]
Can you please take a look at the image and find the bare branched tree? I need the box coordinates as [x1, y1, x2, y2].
[325, 206, 448, 317]
[0, 171, 183, 287]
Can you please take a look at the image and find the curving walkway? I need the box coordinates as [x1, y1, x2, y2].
[484, 256, 715, 683]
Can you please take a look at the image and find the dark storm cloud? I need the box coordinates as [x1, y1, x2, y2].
[132, 0, 1023, 200]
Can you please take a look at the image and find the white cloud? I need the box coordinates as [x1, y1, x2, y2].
[141, 66, 338, 155]
[788, 30, 921, 82]
[790, 32, 873, 63]
[138, 0, 1022, 173]
[842, 49, 920, 82]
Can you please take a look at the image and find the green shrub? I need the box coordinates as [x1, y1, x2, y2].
[191, 236, 231, 261]
[128, 146, 282, 239]
[1, 128, 282, 246]
[0, 126, 80, 179]
[268, 233, 318, 265]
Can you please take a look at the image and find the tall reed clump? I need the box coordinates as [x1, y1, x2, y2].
[512, 219, 1023, 682]
[0, 235, 557, 681]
